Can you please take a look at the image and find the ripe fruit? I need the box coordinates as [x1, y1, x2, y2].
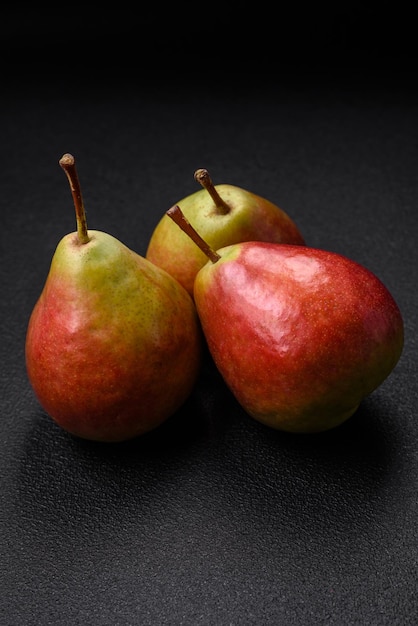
[25, 155, 202, 442]
[167, 205, 404, 433]
[146, 168, 305, 296]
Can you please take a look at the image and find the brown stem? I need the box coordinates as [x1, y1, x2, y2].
[166, 205, 221, 264]
[59, 153, 90, 244]
[194, 168, 230, 215]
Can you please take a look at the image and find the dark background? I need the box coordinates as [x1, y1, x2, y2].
[1, 5, 417, 625]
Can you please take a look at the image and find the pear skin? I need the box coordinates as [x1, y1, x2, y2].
[146, 169, 305, 297]
[192, 242, 404, 433]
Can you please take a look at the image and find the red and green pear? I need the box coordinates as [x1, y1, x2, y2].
[146, 168, 305, 297]
[25, 155, 202, 443]
[167, 205, 404, 434]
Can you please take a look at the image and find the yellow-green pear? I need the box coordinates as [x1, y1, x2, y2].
[146, 168, 305, 297]
[25, 155, 202, 442]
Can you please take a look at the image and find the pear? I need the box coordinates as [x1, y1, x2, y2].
[146, 168, 305, 297]
[167, 205, 404, 434]
[25, 155, 202, 443]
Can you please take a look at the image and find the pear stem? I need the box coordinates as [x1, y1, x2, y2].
[166, 205, 221, 264]
[59, 153, 90, 245]
[194, 168, 230, 215]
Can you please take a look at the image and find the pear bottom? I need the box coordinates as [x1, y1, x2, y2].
[247, 404, 360, 434]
